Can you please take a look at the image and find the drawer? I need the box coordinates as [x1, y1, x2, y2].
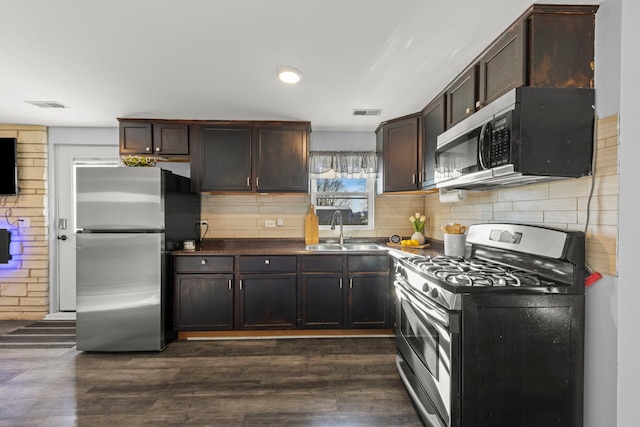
[239, 255, 297, 273]
[347, 254, 390, 272]
[301, 255, 343, 272]
[175, 256, 234, 273]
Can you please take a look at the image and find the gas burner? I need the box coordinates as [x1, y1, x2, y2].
[445, 273, 495, 287]
[403, 255, 547, 289]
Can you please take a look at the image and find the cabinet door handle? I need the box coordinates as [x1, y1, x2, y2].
[349, 279, 353, 289]
[246, 176, 250, 187]
[412, 174, 416, 184]
[145, 147, 151, 152]
[155, 147, 161, 152]
[240, 280, 243, 290]
[228, 279, 232, 290]
[256, 177, 260, 187]
[339, 278, 343, 289]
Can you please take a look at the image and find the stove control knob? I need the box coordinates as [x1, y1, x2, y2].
[422, 283, 430, 293]
[430, 288, 439, 299]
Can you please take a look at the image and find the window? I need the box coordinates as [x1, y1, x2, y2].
[309, 151, 377, 231]
[310, 176, 376, 231]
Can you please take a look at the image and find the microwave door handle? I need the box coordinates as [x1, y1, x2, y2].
[478, 121, 491, 170]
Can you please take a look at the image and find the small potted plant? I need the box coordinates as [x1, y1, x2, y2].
[409, 212, 427, 245]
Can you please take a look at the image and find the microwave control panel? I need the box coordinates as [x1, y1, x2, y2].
[488, 115, 511, 167]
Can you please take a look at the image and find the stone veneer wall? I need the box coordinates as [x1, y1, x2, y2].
[0, 125, 49, 320]
[199, 193, 424, 241]
[423, 114, 619, 276]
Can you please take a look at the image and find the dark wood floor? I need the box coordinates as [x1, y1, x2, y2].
[0, 322, 423, 426]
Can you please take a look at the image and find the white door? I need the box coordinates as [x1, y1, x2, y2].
[55, 145, 119, 311]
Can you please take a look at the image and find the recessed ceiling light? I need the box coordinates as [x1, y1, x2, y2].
[277, 66, 303, 84]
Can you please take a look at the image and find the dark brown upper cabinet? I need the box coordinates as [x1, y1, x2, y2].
[254, 123, 310, 193]
[420, 94, 446, 189]
[119, 120, 189, 157]
[446, 66, 478, 128]
[376, 114, 421, 193]
[152, 123, 190, 155]
[190, 125, 253, 192]
[190, 121, 310, 194]
[478, 5, 596, 108]
[478, 24, 526, 107]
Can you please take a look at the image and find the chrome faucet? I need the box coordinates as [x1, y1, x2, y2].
[330, 209, 344, 245]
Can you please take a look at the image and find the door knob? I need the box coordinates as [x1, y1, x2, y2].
[57, 235, 68, 241]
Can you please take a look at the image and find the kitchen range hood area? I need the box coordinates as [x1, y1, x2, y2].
[0, 1, 632, 427]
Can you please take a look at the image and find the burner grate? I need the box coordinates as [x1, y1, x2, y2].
[407, 255, 543, 288]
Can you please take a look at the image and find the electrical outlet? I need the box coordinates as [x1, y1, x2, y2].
[265, 220, 276, 228]
[276, 218, 284, 227]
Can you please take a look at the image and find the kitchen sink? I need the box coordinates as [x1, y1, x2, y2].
[305, 243, 385, 252]
[340, 243, 384, 251]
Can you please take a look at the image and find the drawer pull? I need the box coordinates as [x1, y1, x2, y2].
[264, 259, 270, 265]
[201, 259, 207, 265]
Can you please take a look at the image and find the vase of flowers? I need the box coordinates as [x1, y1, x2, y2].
[409, 212, 427, 245]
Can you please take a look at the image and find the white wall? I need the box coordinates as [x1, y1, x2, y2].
[49, 127, 118, 146]
[616, 0, 639, 425]
[584, 2, 621, 425]
[310, 130, 375, 151]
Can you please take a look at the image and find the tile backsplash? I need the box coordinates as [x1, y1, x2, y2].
[200, 193, 425, 241]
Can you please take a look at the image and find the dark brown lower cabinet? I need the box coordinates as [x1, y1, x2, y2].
[299, 274, 344, 328]
[174, 274, 233, 330]
[348, 273, 389, 328]
[174, 253, 390, 331]
[239, 275, 297, 329]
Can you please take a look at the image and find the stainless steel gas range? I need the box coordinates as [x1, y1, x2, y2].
[392, 223, 586, 427]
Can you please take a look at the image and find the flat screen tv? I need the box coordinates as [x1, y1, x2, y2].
[0, 137, 18, 195]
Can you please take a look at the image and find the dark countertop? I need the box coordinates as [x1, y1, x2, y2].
[172, 238, 444, 257]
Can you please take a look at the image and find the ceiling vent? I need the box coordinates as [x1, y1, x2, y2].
[352, 109, 382, 116]
[25, 101, 69, 109]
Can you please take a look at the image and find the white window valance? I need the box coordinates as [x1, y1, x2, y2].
[310, 151, 378, 178]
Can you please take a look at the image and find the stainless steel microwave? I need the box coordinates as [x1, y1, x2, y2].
[434, 87, 595, 191]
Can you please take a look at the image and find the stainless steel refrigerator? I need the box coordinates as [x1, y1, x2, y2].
[75, 166, 200, 352]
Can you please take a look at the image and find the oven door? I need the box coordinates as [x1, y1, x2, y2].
[395, 279, 459, 427]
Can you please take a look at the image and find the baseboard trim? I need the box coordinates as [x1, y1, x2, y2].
[44, 312, 76, 321]
[180, 329, 395, 340]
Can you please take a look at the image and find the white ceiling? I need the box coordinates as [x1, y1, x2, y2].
[1, 0, 601, 131]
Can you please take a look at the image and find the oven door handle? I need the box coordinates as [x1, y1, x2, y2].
[395, 281, 450, 329]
